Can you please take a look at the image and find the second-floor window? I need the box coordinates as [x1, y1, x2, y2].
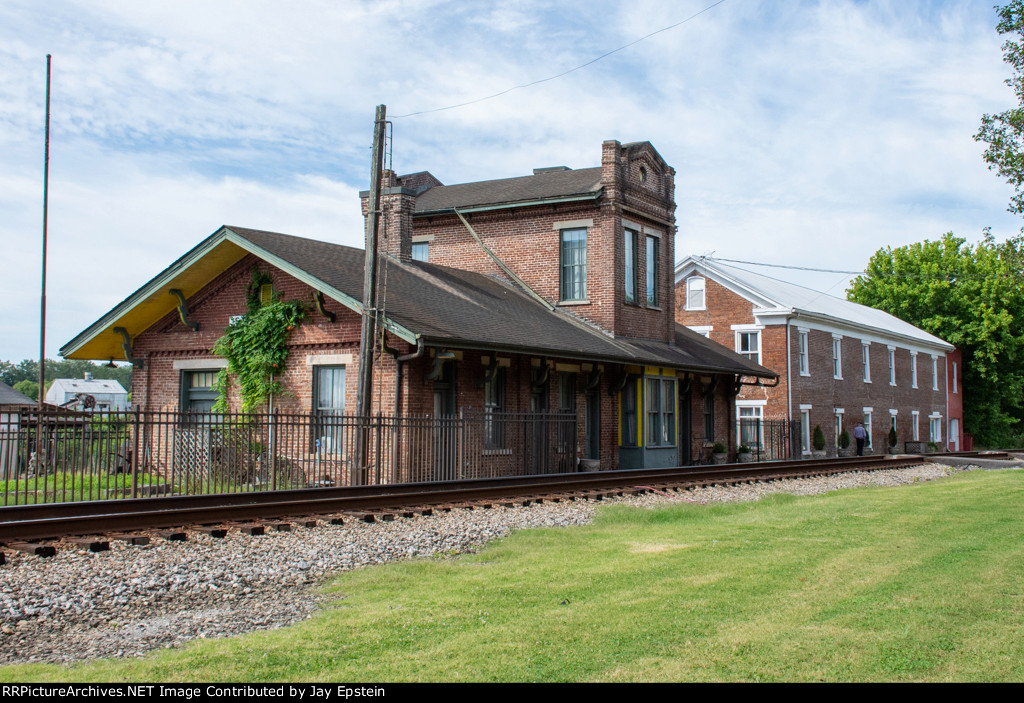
[686, 276, 705, 310]
[737, 331, 760, 364]
[798, 331, 809, 375]
[646, 236, 659, 307]
[911, 352, 918, 388]
[862, 343, 871, 383]
[931, 356, 939, 391]
[832, 337, 843, 379]
[624, 229, 638, 304]
[560, 228, 587, 301]
[888, 348, 896, 385]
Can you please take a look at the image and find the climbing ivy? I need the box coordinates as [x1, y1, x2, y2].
[212, 269, 307, 412]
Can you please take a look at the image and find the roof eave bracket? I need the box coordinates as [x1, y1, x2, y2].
[169, 289, 200, 332]
[113, 327, 144, 369]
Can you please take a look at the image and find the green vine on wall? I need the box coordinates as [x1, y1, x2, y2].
[212, 268, 307, 412]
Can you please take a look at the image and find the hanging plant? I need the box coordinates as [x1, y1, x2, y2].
[212, 268, 307, 412]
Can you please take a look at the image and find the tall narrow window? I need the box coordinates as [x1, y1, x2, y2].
[888, 348, 896, 385]
[484, 367, 505, 449]
[862, 343, 871, 383]
[624, 228, 638, 304]
[798, 331, 809, 375]
[911, 352, 918, 388]
[863, 410, 873, 448]
[702, 382, 715, 441]
[646, 236, 658, 307]
[800, 409, 811, 453]
[953, 362, 958, 394]
[686, 277, 706, 310]
[911, 411, 920, 441]
[645, 377, 675, 446]
[738, 405, 763, 448]
[931, 356, 939, 391]
[560, 228, 587, 301]
[832, 336, 843, 379]
[621, 376, 638, 447]
[314, 365, 346, 454]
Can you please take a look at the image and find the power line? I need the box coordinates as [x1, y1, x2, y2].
[700, 256, 1019, 281]
[392, 0, 729, 119]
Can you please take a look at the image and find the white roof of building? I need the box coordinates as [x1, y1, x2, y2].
[675, 256, 953, 351]
[46, 378, 128, 397]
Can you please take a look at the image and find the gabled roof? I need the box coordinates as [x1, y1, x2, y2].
[46, 378, 127, 397]
[63, 226, 774, 379]
[0, 381, 34, 408]
[675, 256, 953, 351]
[414, 167, 603, 214]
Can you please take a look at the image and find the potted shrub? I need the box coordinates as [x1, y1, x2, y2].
[811, 425, 826, 458]
[838, 429, 852, 457]
[711, 441, 728, 464]
[888, 427, 898, 454]
[737, 444, 753, 463]
[927, 441, 940, 453]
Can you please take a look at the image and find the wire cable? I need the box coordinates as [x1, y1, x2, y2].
[392, 0, 729, 119]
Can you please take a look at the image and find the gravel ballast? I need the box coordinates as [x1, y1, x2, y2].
[0, 462, 971, 665]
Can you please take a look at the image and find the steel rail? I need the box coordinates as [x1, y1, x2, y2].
[0, 454, 944, 542]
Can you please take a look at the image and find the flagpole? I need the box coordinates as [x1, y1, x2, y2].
[38, 54, 51, 413]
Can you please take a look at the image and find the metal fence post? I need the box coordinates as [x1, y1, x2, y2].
[131, 406, 141, 499]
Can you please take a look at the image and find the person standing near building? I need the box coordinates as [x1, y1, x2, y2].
[853, 421, 867, 456]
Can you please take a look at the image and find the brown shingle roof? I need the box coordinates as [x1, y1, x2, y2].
[413, 167, 603, 213]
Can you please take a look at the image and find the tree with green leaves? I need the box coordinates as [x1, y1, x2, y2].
[977, 1, 1024, 214]
[847, 232, 1024, 446]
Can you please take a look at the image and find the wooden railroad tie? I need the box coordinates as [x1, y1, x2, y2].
[8, 542, 56, 558]
[298, 519, 320, 528]
[329, 516, 346, 525]
[197, 528, 228, 539]
[154, 530, 187, 542]
[68, 537, 109, 553]
[233, 524, 265, 536]
[263, 521, 292, 532]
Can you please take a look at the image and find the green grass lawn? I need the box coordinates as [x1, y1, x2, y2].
[4, 469, 1023, 682]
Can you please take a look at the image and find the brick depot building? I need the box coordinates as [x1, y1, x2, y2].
[61, 141, 774, 473]
[675, 256, 964, 454]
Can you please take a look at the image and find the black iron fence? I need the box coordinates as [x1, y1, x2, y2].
[0, 408, 577, 506]
[685, 418, 801, 465]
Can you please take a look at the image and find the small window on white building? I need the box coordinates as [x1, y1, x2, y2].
[686, 276, 706, 310]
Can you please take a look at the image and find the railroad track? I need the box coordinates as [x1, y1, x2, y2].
[0, 453, 978, 555]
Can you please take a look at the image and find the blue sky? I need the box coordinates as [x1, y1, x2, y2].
[1, 0, 1021, 361]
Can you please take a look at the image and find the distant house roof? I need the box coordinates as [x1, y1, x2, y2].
[0, 381, 34, 408]
[46, 378, 128, 397]
[675, 256, 953, 351]
[413, 167, 604, 214]
[63, 226, 775, 379]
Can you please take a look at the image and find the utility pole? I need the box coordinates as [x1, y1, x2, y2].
[353, 104, 387, 483]
[38, 54, 51, 413]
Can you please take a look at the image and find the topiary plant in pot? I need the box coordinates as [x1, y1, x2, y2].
[737, 444, 753, 463]
[888, 426, 898, 454]
[838, 429, 852, 457]
[812, 424, 826, 458]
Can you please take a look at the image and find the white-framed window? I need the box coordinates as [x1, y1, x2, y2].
[559, 228, 587, 301]
[832, 335, 843, 379]
[686, 276, 706, 310]
[411, 241, 429, 262]
[888, 347, 896, 386]
[911, 410, 920, 442]
[929, 413, 943, 443]
[952, 362, 958, 394]
[834, 408, 844, 448]
[646, 235, 659, 307]
[911, 351, 918, 389]
[737, 401, 766, 449]
[314, 365, 347, 454]
[624, 228, 638, 304]
[736, 330, 761, 365]
[800, 405, 812, 454]
[931, 355, 939, 391]
[798, 330, 809, 376]
[688, 325, 712, 338]
[862, 342, 871, 383]
[863, 408, 873, 449]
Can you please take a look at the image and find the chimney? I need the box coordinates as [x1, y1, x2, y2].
[361, 171, 416, 262]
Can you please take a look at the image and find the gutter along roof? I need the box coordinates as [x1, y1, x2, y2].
[62, 227, 774, 379]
